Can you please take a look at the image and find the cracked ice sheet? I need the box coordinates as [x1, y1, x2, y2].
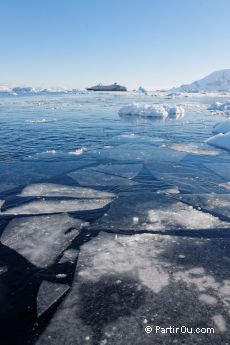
[36, 233, 230, 345]
[147, 162, 224, 193]
[204, 163, 230, 181]
[93, 163, 143, 179]
[19, 183, 115, 199]
[0, 197, 114, 215]
[176, 193, 230, 219]
[94, 192, 228, 232]
[68, 168, 138, 187]
[37, 281, 70, 317]
[94, 143, 186, 162]
[0, 214, 87, 267]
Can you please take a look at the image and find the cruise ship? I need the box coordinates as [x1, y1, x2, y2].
[86, 83, 127, 92]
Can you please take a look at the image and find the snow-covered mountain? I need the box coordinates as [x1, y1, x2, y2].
[173, 69, 230, 92]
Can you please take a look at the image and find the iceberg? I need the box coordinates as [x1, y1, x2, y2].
[0, 214, 87, 267]
[118, 103, 184, 119]
[206, 132, 230, 151]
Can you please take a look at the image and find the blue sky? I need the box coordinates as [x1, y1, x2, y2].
[0, 0, 230, 89]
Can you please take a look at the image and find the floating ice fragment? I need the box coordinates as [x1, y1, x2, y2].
[1, 198, 113, 215]
[1, 214, 87, 267]
[19, 183, 115, 199]
[206, 132, 230, 151]
[69, 148, 86, 156]
[0, 266, 8, 274]
[208, 100, 230, 112]
[213, 119, 230, 134]
[37, 281, 70, 317]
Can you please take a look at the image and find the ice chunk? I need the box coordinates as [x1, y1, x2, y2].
[1, 214, 87, 267]
[37, 281, 70, 317]
[68, 148, 86, 156]
[118, 103, 184, 119]
[0, 266, 8, 275]
[68, 168, 138, 187]
[97, 143, 186, 162]
[165, 105, 185, 118]
[94, 192, 228, 232]
[0, 200, 5, 210]
[36, 232, 230, 345]
[213, 119, 230, 134]
[118, 103, 168, 118]
[1, 198, 113, 215]
[208, 100, 230, 111]
[19, 183, 115, 199]
[170, 143, 218, 156]
[59, 249, 79, 264]
[206, 132, 230, 151]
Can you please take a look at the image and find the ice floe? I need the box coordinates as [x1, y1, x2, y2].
[97, 143, 186, 162]
[1, 197, 113, 215]
[0, 214, 87, 267]
[37, 281, 70, 317]
[204, 163, 230, 180]
[118, 103, 184, 119]
[94, 192, 228, 231]
[19, 183, 115, 199]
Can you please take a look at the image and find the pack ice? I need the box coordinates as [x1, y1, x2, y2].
[0, 213, 87, 267]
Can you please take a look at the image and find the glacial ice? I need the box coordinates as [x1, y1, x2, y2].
[118, 103, 184, 119]
[36, 232, 230, 345]
[1, 198, 114, 215]
[37, 281, 70, 317]
[206, 132, 230, 151]
[0, 214, 87, 267]
[213, 119, 230, 134]
[19, 183, 115, 199]
[94, 192, 228, 231]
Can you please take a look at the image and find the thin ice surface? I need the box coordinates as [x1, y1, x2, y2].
[1, 214, 87, 267]
[36, 232, 230, 345]
[68, 168, 138, 186]
[94, 192, 228, 232]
